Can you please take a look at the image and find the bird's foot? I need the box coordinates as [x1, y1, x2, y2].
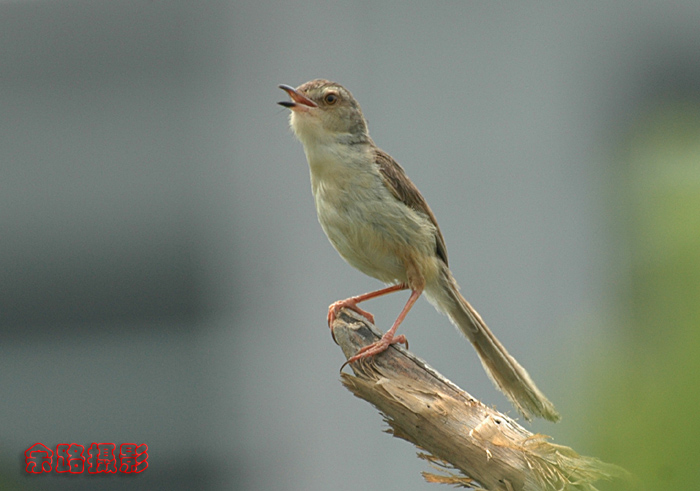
[328, 297, 375, 344]
[341, 331, 408, 370]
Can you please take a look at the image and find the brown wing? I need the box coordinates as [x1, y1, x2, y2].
[375, 148, 449, 266]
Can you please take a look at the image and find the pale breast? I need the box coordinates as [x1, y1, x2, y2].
[313, 167, 439, 286]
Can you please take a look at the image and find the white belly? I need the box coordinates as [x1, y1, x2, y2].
[313, 168, 439, 286]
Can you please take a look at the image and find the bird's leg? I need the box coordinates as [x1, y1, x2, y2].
[344, 288, 422, 365]
[328, 284, 408, 343]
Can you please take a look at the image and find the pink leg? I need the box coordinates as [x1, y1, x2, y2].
[345, 288, 422, 365]
[328, 283, 408, 334]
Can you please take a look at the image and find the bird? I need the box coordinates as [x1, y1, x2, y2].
[278, 79, 560, 422]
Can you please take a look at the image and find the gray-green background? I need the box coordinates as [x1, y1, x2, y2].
[2, 1, 699, 490]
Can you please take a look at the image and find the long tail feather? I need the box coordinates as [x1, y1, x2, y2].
[426, 266, 560, 422]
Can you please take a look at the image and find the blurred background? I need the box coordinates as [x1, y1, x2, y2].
[2, 1, 699, 490]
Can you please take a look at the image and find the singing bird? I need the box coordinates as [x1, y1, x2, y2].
[279, 79, 559, 422]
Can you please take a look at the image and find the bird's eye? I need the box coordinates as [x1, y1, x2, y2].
[324, 93, 338, 105]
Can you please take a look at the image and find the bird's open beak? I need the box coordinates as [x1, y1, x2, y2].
[278, 84, 318, 111]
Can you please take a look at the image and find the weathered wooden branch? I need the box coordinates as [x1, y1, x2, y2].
[332, 309, 627, 491]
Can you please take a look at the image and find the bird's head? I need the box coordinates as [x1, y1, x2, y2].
[278, 79, 370, 146]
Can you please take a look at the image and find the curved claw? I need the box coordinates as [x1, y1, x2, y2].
[328, 299, 375, 327]
[339, 332, 408, 372]
[328, 298, 376, 345]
